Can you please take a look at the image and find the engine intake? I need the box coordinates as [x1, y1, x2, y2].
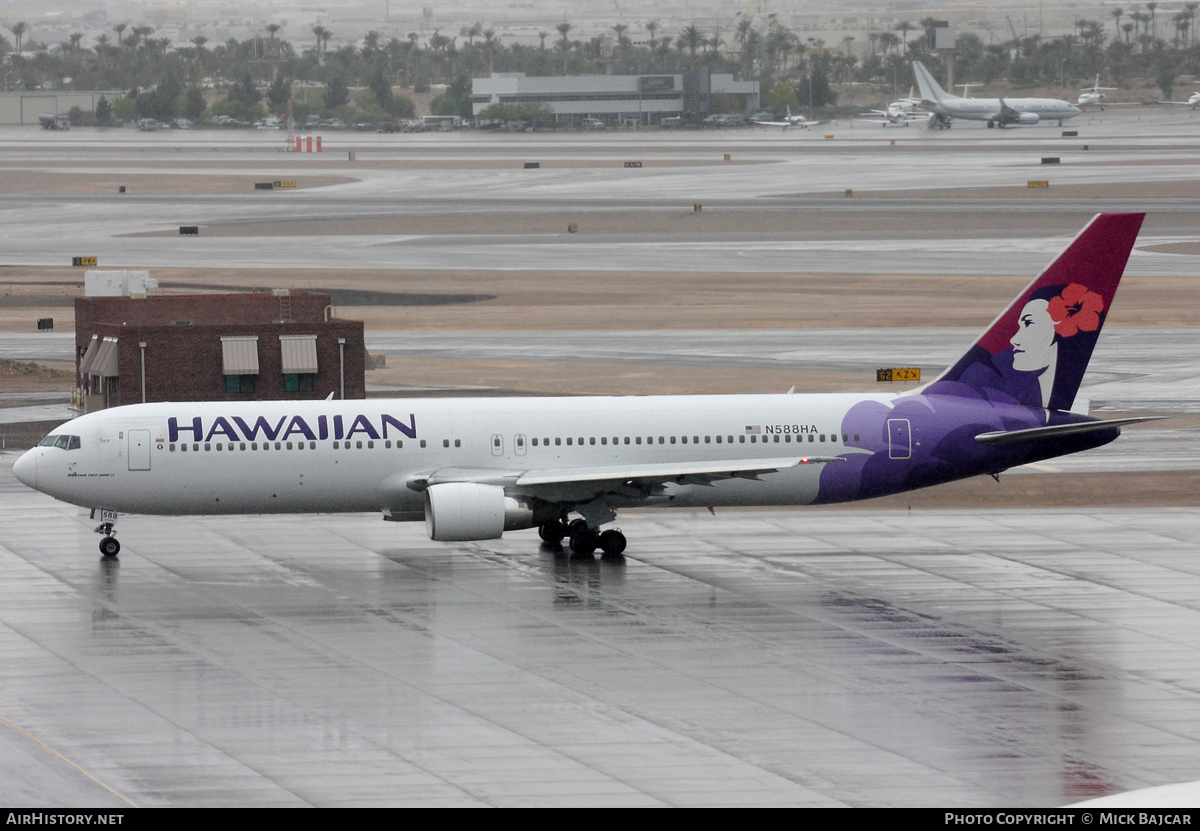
[424, 483, 534, 541]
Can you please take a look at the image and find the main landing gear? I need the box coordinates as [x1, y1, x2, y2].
[538, 518, 626, 558]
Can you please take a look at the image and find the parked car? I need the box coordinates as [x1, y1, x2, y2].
[581, 117, 605, 130]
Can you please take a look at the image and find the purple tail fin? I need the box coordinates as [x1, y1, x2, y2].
[925, 213, 1144, 411]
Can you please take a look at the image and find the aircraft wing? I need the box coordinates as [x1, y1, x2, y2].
[749, 120, 792, 128]
[408, 456, 844, 502]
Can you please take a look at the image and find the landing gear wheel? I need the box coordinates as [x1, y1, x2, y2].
[539, 520, 567, 545]
[99, 537, 120, 558]
[598, 529, 627, 557]
[569, 530, 599, 556]
[987, 120, 995, 128]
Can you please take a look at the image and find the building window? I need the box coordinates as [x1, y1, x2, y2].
[283, 373, 314, 392]
[225, 374, 256, 393]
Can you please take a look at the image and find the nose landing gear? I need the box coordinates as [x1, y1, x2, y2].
[93, 510, 120, 557]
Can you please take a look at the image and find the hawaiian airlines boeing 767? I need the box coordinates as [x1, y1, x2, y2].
[14, 214, 1153, 559]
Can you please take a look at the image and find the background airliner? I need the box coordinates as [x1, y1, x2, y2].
[914, 61, 1081, 128]
[14, 215, 1152, 559]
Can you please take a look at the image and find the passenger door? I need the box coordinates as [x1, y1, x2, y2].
[128, 429, 151, 471]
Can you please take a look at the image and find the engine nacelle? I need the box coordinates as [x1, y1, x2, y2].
[424, 483, 534, 541]
[1017, 112, 1040, 125]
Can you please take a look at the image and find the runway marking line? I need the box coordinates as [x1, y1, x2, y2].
[0, 711, 139, 807]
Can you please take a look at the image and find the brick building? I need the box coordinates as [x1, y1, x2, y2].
[75, 291, 365, 411]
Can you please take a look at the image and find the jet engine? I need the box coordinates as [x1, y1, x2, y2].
[424, 482, 534, 541]
[1018, 112, 1040, 125]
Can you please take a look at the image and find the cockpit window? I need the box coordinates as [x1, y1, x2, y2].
[39, 434, 81, 450]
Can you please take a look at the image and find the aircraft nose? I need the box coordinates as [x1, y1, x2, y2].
[12, 450, 36, 489]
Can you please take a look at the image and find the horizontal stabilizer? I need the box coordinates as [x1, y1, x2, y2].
[974, 416, 1163, 446]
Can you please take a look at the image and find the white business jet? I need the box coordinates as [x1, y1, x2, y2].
[1078, 75, 1118, 109]
[750, 106, 828, 129]
[913, 61, 1081, 128]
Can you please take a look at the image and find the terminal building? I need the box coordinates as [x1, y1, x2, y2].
[75, 272, 366, 412]
[471, 70, 759, 123]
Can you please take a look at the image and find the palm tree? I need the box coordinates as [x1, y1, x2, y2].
[9, 21, 27, 55]
[1111, 8, 1125, 40]
[537, 31, 548, 50]
[482, 29, 497, 75]
[1146, 2, 1159, 41]
[1123, 21, 1135, 44]
[645, 20, 659, 52]
[112, 23, 125, 48]
[1186, 2, 1200, 46]
[895, 21, 912, 54]
[682, 25, 703, 63]
[555, 20, 572, 71]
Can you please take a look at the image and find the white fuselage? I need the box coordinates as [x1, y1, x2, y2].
[926, 95, 1080, 122]
[19, 394, 888, 517]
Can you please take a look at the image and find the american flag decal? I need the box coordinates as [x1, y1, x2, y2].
[745, 425, 761, 434]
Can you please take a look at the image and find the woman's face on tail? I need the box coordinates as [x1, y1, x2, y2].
[1011, 299, 1057, 371]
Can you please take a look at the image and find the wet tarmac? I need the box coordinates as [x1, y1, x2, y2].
[3, 115, 1200, 806]
[2, 452, 1200, 806]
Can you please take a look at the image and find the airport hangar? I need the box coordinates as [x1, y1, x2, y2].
[2, 118, 1200, 807]
[471, 70, 760, 124]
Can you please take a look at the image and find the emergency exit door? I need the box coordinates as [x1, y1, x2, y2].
[128, 430, 151, 470]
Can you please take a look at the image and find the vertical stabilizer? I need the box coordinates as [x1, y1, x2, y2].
[925, 213, 1145, 412]
[912, 61, 954, 104]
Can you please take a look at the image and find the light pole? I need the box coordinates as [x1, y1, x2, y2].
[1060, 58, 1068, 90]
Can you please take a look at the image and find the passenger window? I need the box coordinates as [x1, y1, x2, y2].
[590, 437, 596, 445]
[310, 442, 316, 449]
[716, 436, 721, 443]
[854, 434, 860, 442]
[286, 442, 292, 450]
[333, 441, 339, 449]
[180, 444, 187, 452]
[356, 441, 363, 449]
[842, 434, 848, 443]
[808, 434, 814, 442]
[680, 436, 686, 444]
[217, 443, 223, 451]
[601, 437, 607, 445]
[170, 444, 176, 452]
[193, 443, 199, 451]
[670, 436, 676, 444]
[532, 438, 538, 447]
[555, 438, 561, 446]
[205, 443, 211, 451]
[566, 437, 572, 445]
[785, 434, 791, 442]
[624, 437, 630, 445]
[420, 440, 427, 448]
[367, 441, 374, 449]
[658, 437, 664, 444]
[578, 437, 584, 445]
[750, 436, 756, 443]
[275, 442, 281, 450]
[443, 439, 450, 448]
[739, 436, 745, 443]
[693, 436, 699, 444]
[706, 436, 711, 444]
[820, 435, 825, 442]
[454, 439, 461, 448]
[386, 440, 392, 448]
[636, 437, 642, 445]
